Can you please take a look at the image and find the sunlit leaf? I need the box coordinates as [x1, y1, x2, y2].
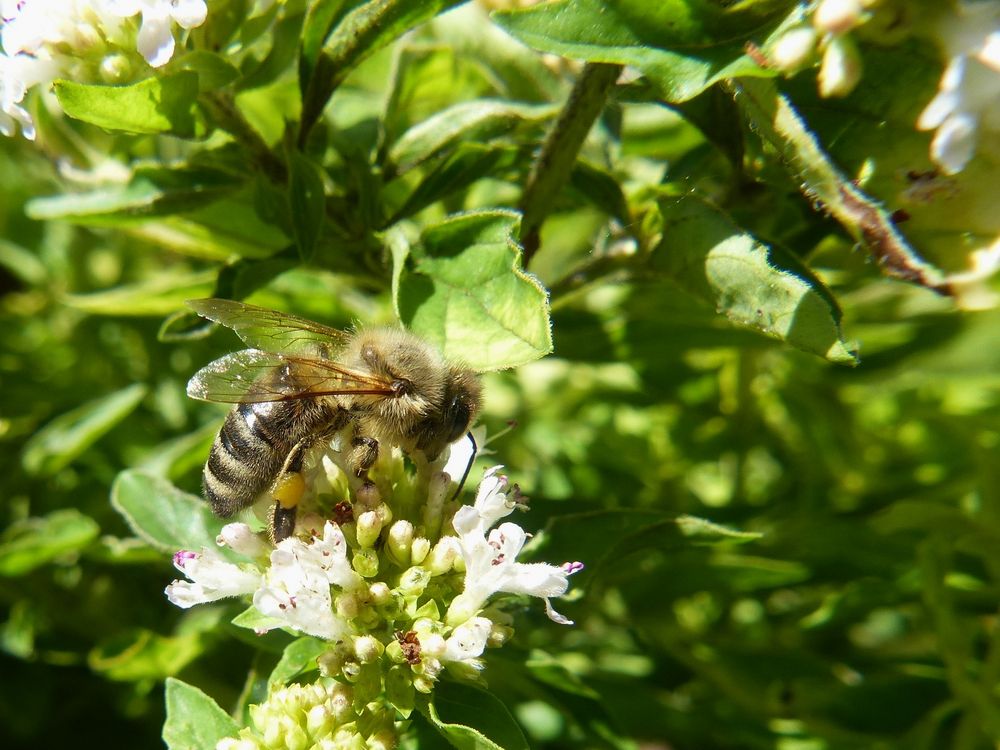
[395, 210, 552, 370]
[54, 73, 203, 136]
[110, 470, 231, 556]
[163, 678, 240, 750]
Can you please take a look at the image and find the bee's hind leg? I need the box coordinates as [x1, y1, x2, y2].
[268, 438, 312, 543]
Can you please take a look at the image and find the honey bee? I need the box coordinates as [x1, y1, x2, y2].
[186, 299, 482, 542]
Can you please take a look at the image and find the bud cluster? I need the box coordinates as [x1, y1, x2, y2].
[166, 433, 582, 750]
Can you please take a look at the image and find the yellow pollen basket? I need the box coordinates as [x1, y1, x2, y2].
[272, 472, 306, 509]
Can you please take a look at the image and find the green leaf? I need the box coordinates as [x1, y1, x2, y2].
[395, 210, 552, 370]
[300, 0, 464, 142]
[386, 665, 416, 718]
[54, 73, 203, 136]
[0, 510, 100, 576]
[22, 384, 148, 475]
[25, 167, 241, 225]
[0, 238, 47, 285]
[419, 681, 529, 750]
[732, 78, 949, 294]
[232, 605, 285, 632]
[287, 151, 326, 262]
[652, 197, 858, 364]
[386, 143, 523, 227]
[163, 677, 240, 750]
[63, 270, 216, 316]
[166, 51, 240, 92]
[494, 0, 788, 102]
[268, 636, 327, 688]
[110, 469, 231, 556]
[237, 9, 306, 91]
[387, 100, 556, 175]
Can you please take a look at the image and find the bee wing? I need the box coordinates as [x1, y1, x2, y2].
[187, 298, 349, 355]
[187, 349, 396, 403]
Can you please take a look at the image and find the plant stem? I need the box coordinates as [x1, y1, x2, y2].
[518, 62, 622, 267]
[200, 91, 287, 183]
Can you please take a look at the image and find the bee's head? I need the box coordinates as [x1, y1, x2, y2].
[412, 365, 481, 460]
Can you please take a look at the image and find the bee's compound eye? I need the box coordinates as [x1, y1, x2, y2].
[391, 379, 411, 396]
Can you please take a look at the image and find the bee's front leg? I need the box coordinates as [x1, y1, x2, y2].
[350, 435, 379, 478]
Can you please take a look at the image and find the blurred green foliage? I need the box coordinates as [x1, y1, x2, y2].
[2, 1, 1000, 749]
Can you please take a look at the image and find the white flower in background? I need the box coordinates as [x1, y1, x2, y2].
[447, 466, 582, 626]
[0, 51, 56, 138]
[102, 0, 207, 67]
[917, 2, 1000, 174]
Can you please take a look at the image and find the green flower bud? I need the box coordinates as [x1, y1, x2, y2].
[770, 26, 817, 73]
[352, 548, 379, 577]
[410, 536, 431, 565]
[413, 674, 436, 693]
[445, 593, 480, 626]
[336, 592, 361, 619]
[353, 635, 385, 663]
[814, 0, 863, 35]
[368, 581, 391, 605]
[819, 34, 862, 98]
[426, 538, 459, 575]
[385, 640, 406, 664]
[367, 729, 399, 750]
[99, 53, 132, 84]
[356, 510, 383, 548]
[386, 520, 413, 566]
[398, 566, 430, 597]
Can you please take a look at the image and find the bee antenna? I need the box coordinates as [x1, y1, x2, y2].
[449, 431, 478, 503]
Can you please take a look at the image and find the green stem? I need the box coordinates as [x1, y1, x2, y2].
[200, 91, 287, 183]
[518, 62, 622, 266]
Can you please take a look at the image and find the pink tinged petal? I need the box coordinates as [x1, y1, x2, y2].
[933, 112, 979, 174]
[136, 11, 175, 67]
[563, 561, 585, 575]
[170, 0, 207, 29]
[173, 549, 198, 570]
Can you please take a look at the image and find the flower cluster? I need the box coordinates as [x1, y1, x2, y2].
[166, 435, 581, 749]
[0, 0, 207, 138]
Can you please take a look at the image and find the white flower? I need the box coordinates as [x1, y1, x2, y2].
[448, 467, 581, 626]
[917, 3, 1000, 174]
[102, 0, 207, 67]
[253, 522, 361, 640]
[442, 616, 492, 670]
[0, 51, 56, 139]
[166, 521, 363, 641]
[165, 547, 261, 608]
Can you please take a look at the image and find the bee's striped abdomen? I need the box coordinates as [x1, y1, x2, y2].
[203, 402, 290, 517]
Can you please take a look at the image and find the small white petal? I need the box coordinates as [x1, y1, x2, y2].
[136, 11, 175, 67]
[917, 89, 960, 131]
[171, 0, 207, 28]
[544, 598, 574, 626]
[217, 523, 270, 558]
[932, 111, 979, 174]
[443, 616, 492, 665]
[500, 562, 570, 599]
